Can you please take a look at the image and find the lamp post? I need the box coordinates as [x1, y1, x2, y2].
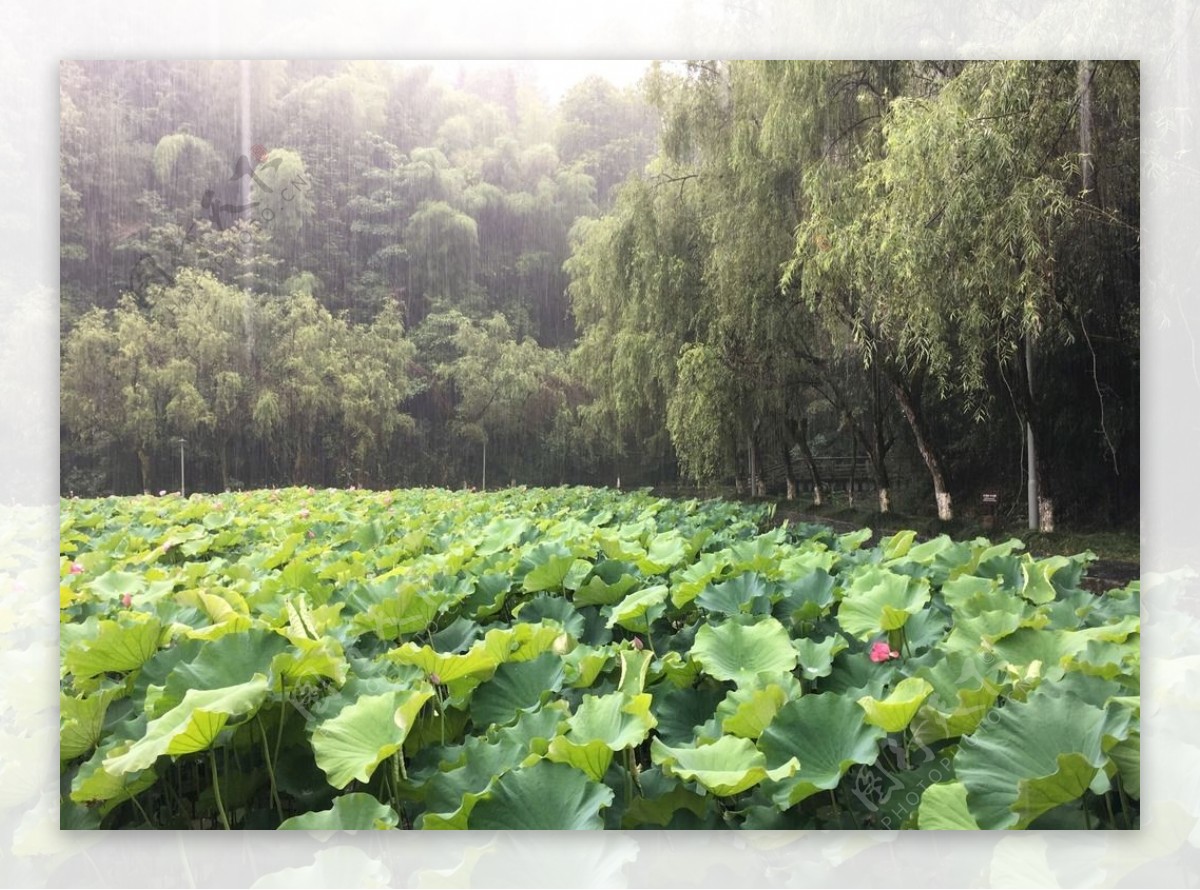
[178, 437, 187, 498]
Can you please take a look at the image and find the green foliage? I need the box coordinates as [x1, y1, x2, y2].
[60, 486, 1137, 830]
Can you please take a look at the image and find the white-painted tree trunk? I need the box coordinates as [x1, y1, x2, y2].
[936, 491, 952, 522]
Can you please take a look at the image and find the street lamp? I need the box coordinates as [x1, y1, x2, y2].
[177, 437, 187, 497]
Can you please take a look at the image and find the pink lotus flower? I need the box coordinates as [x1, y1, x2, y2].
[69, 562, 84, 575]
[298, 508, 310, 519]
[121, 593, 133, 608]
[307, 530, 316, 538]
[869, 641, 900, 663]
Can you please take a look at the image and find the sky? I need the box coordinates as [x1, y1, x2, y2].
[417, 59, 657, 103]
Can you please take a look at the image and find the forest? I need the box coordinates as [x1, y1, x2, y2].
[60, 60, 1139, 532]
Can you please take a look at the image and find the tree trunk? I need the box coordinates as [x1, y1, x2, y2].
[780, 443, 797, 501]
[1023, 334, 1054, 532]
[746, 433, 755, 498]
[888, 371, 953, 521]
[750, 432, 766, 497]
[137, 447, 151, 494]
[1078, 60, 1095, 199]
[795, 417, 823, 506]
[220, 440, 230, 491]
[847, 427, 858, 507]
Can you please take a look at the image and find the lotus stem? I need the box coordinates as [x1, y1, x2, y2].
[257, 715, 284, 822]
[129, 790, 153, 827]
[624, 748, 634, 806]
[275, 678, 288, 776]
[1116, 776, 1133, 828]
[208, 749, 231, 830]
[390, 750, 402, 811]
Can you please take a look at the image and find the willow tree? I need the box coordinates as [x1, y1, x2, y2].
[566, 170, 707, 481]
[646, 61, 914, 506]
[800, 61, 1134, 530]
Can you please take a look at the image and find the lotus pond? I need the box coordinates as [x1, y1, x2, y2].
[59, 486, 1139, 830]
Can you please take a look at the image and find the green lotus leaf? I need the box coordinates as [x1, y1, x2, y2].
[61, 685, 124, 760]
[386, 640, 498, 683]
[467, 760, 614, 829]
[311, 686, 434, 789]
[278, 792, 399, 830]
[105, 674, 271, 775]
[1108, 735, 1140, 798]
[605, 584, 668, 633]
[651, 684, 726, 746]
[480, 621, 563, 664]
[792, 635, 848, 681]
[696, 572, 772, 617]
[572, 560, 641, 607]
[621, 770, 710, 828]
[421, 736, 525, 828]
[420, 703, 567, 828]
[1064, 638, 1139, 681]
[857, 677, 935, 732]
[1019, 554, 1076, 604]
[616, 647, 654, 696]
[85, 569, 147, 602]
[729, 535, 785, 573]
[597, 531, 646, 562]
[471, 653, 564, 729]
[523, 553, 585, 593]
[918, 781, 980, 830]
[162, 627, 290, 705]
[776, 569, 836, 623]
[514, 594, 585, 637]
[545, 736, 614, 781]
[714, 681, 791, 740]
[279, 559, 329, 605]
[881, 529, 918, 561]
[757, 692, 886, 807]
[910, 653, 1002, 745]
[636, 532, 689, 574]
[985, 618, 1137, 677]
[566, 692, 657, 750]
[653, 650, 700, 688]
[906, 534, 958, 566]
[940, 574, 1003, 610]
[71, 740, 157, 811]
[651, 735, 799, 796]
[563, 558, 595, 592]
[954, 684, 1108, 829]
[837, 567, 930, 639]
[691, 617, 797, 686]
[777, 548, 836, 578]
[271, 635, 349, 686]
[349, 578, 442, 640]
[670, 551, 729, 608]
[837, 528, 873, 551]
[427, 616, 483, 654]
[461, 572, 512, 618]
[475, 517, 532, 555]
[64, 612, 164, 681]
[562, 643, 613, 688]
